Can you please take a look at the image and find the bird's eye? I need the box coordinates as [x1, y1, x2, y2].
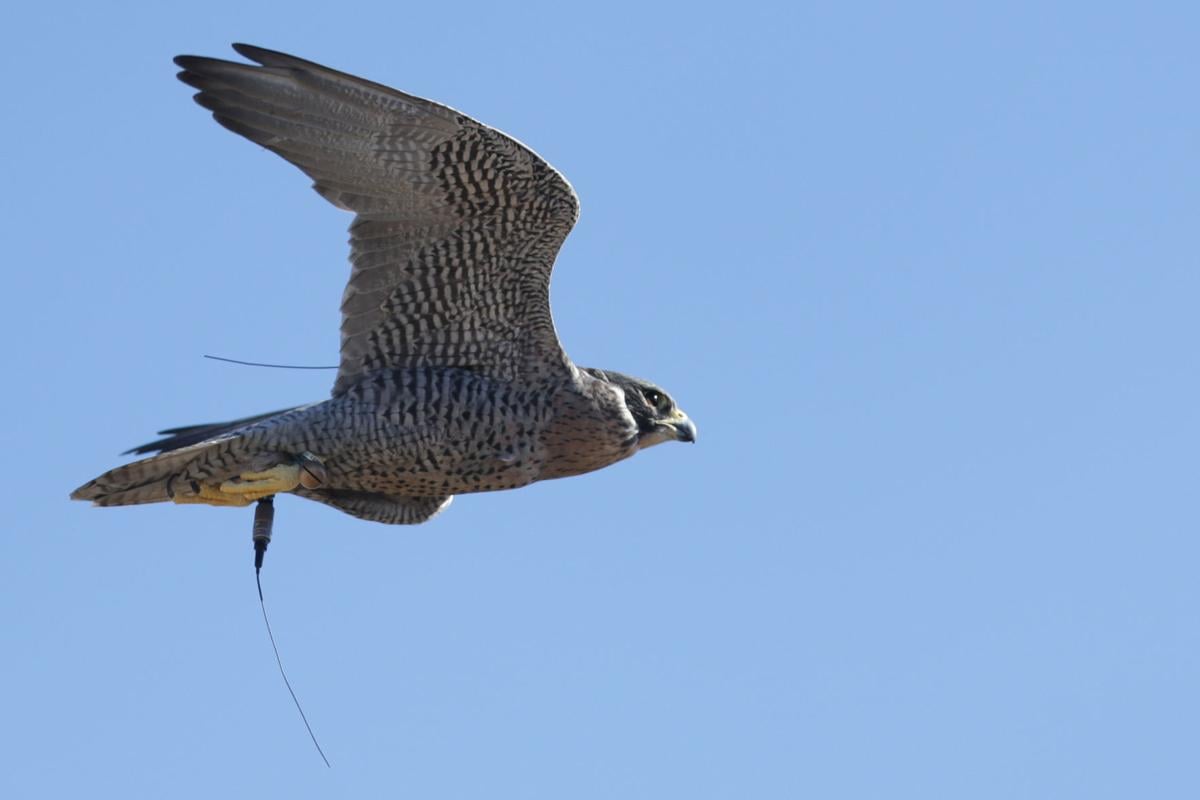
[642, 389, 670, 412]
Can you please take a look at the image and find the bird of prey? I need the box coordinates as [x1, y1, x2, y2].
[71, 44, 696, 525]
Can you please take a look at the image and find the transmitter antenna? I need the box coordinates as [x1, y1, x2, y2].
[251, 497, 331, 767]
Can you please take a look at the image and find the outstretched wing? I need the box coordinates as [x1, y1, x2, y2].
[175, 44, 581, 395]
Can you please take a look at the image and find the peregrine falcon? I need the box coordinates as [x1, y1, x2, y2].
[70, 44, 696, 525]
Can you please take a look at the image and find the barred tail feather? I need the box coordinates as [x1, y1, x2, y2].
[71, 444, 216, 506]
[70, 406, 304, 507]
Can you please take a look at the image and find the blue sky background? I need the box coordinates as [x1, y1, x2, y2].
[3, 1, 1198, 797]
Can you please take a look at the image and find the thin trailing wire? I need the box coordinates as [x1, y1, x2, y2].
[256, 571, 331, 768]
[252, 498, 331, 768]
[204, 354, 337, 370]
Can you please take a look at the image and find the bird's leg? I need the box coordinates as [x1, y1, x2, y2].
[171, 452, 325, 507]
[218, 463, 304, 502]
[171, 482, 258, 507]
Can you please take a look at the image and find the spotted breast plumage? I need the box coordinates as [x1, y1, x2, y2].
[70, 44, 696, 525]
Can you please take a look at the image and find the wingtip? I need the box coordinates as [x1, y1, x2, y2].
[175, 46, 260, 67]
[175, 71, 202, 91]
[172, 54, 215, 73]
[230, 42, 261, 60]
[231, 43, 292, 66]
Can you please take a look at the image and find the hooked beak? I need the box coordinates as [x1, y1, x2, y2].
[661, 411, 697, 444]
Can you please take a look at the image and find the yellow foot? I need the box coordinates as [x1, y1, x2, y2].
[171, 482, 255, 507]
[219, 463, 302, 501]
[171, 453, 325, 507]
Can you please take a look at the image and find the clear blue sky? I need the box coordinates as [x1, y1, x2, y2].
[3, 2, 1198, 798]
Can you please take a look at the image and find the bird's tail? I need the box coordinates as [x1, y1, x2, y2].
[70, 407, 301, 507]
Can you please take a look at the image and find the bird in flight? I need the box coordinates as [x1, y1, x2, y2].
[71, 44, 696, 525]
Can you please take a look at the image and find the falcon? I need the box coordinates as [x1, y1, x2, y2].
[70, 44, 696, 525]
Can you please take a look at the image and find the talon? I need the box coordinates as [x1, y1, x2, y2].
[172, 482, 255, 507]
[171, 453, 322, 507]
[220, 463, 301, 499]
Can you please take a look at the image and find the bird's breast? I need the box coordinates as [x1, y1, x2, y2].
[536, 383, 639, 480]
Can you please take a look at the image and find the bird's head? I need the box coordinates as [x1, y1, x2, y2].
[584, 368, 697, 449]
